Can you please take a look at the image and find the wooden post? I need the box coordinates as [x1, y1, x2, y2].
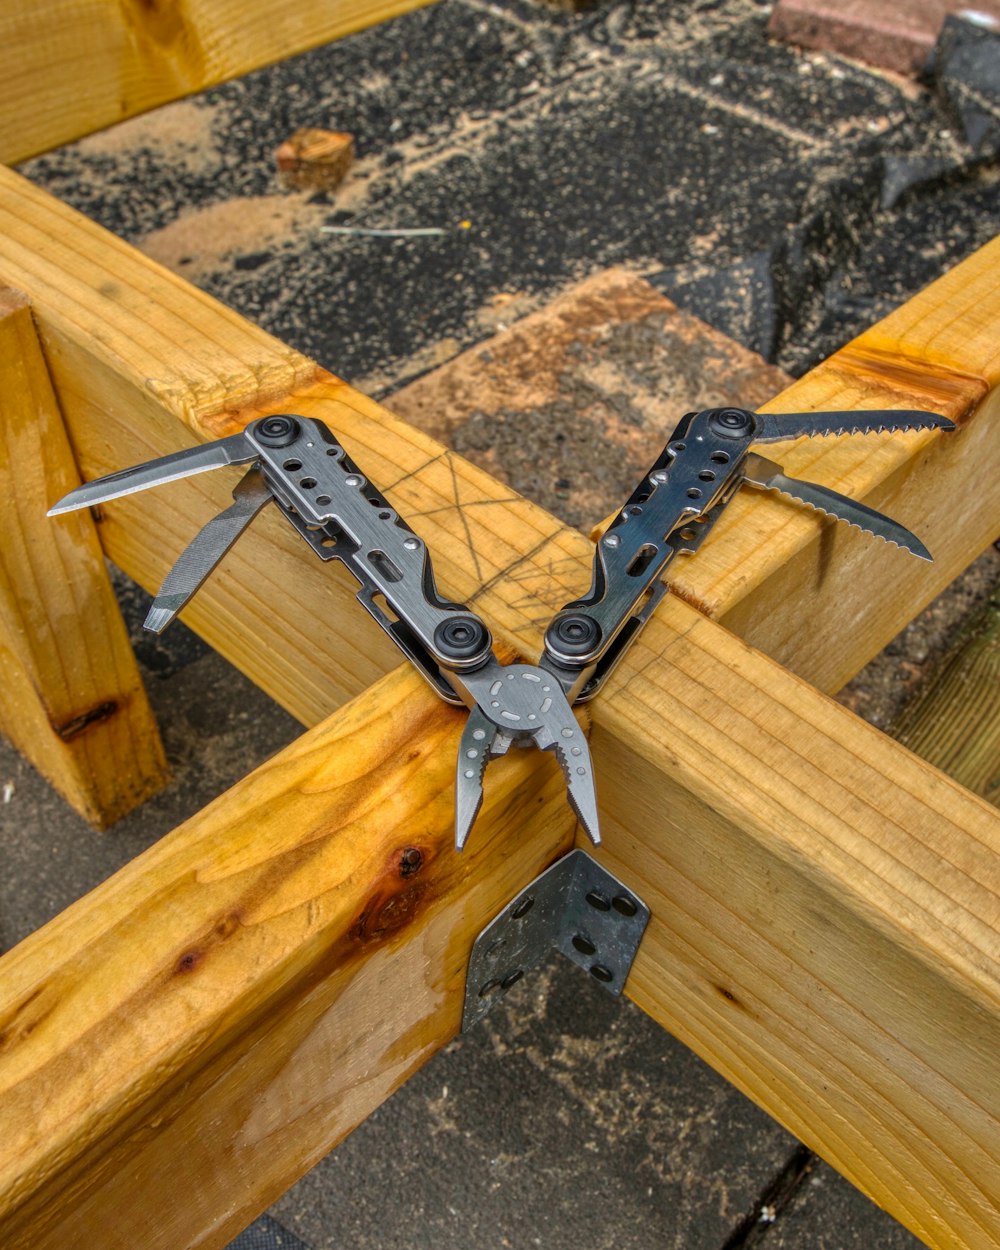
[0, 289, 168, 826]
[0, 0, 436, 165]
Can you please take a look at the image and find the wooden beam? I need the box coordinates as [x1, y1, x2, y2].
[1, 167, 998, 727]
[0, 288, 168, 826]
[0, 0, 435, 165]
[0, 665, 579, 1249]
[0, 602, 996, 1249]
[0, 169, 997, 1249]
[586, 594, 1000, 1250]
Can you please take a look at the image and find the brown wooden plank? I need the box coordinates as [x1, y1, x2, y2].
[588, 593, 1000, 1250]
[0, 287, 168, 826]
[0, 166, 997, 1249]
[0, 0, 435, 165]
[1, 168, 997, 727]
[0, 664, 579, 1249]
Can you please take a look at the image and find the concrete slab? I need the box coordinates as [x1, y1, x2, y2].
[388, 268, 791, 529]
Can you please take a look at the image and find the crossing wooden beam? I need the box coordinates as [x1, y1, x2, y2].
[0, 171, 998, 1249]
[0, 0, 435, 165]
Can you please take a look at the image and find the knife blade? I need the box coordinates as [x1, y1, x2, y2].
[144, 467, 273, 633]
[47, 432, 256, 516]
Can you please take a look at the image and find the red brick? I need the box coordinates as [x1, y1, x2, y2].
[768, 0, 1000, 74]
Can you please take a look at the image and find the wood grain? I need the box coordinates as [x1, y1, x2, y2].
[0, 0, 435, 165]
[0, 161, 996, 1248]
[0, 664, 578, 1249]
[0, 288, 167, 826]
[588, 593, 1000, 1250]
[1, 166, 998, 726]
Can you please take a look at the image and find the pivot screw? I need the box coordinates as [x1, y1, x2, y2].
[256, 415, 301, 447]
[434, 616, 490, 662]
[546, 612, 602, 659]
[706, 407, 753, 439]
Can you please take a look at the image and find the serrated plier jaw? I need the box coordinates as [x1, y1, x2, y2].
[451, 660, 600, 851]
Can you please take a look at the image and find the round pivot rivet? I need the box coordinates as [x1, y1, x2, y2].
[256, 415, 301, 447]
[434, 615, 490, 662]
[546, 612, 602, 659]
[706, 407, 753, 440]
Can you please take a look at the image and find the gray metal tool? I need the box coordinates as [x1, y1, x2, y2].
[49, 405, 953, 849]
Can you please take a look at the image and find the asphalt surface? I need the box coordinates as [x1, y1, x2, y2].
[7, 1, 1000, 1247]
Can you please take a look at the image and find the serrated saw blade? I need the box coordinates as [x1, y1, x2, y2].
[752, 408, 954, 444]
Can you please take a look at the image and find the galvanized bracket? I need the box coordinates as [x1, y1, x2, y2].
[462, 849, 650, 1031]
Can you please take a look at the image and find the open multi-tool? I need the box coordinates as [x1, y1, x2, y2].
[50, 404, 953, 848]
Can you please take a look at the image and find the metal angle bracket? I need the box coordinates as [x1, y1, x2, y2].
[462, 850, 650, 1031]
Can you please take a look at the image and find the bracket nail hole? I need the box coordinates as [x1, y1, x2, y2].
[572, 934, 596, 956]
[585, 890, 611, 912]
[501, 969, 524, 990]
[511, 897, 534, 919]
[612, 895, 638, 917]
[590, 965, 614, 983]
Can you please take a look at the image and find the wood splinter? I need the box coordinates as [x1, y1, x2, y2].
[276, 127, 354, 191]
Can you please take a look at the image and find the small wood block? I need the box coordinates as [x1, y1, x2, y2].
[768, 0, 1000, 74]
[0, 289, 169, 827]
[275, 127, 354, 191]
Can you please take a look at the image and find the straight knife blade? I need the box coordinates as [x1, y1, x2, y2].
[143, 466, 273, 633]
[742, 454, 932, 561]
[47, 431, 256, 516]
[752, 409, 954, 444]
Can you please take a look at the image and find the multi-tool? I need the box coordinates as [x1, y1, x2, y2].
[50, 405, 953, 848]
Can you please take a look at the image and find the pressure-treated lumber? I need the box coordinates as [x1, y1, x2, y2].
[0, 0, 434, 166]
[1, 160, 999, 1244]
[894, 588, 1000, 806]
[0, 601, 996, 1249]
[1, 165, 998, 728]
[0, 288, 167, 825]
[0, 664, 579, 1249]
[585, 594, 1000, 1250]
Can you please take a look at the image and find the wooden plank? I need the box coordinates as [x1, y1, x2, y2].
[0, 166, 996, 1249]
[0, 664, 579, 1249]
[1, 167, 998, 727]
[0, 288, 168, 826]
[0, 0, 435, 165]
[587, 593, 1000, 1250]
[0, 599, 996, 1249]
[894, 587, 1000, 805]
